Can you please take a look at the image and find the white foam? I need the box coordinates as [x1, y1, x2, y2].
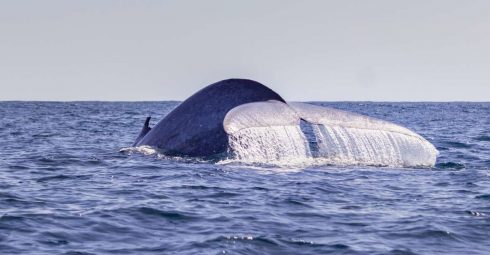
[119, 145, 160, 156]
[119, 146, 199, 162]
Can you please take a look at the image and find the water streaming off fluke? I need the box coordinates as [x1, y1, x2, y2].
[224, 101, 438, 167]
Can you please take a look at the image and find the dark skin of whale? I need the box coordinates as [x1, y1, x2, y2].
[134, 79, 286, 157]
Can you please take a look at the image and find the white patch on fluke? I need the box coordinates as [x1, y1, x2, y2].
[224, 101, 311, 165]
[223, 101, 438, 168]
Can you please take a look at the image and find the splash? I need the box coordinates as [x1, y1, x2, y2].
[310, 124, 437, 167]
[227, 125, 311, 165]
[119, 146, 207, 163]
[224, 101, 311, 166]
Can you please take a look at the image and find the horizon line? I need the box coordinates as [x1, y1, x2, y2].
[1, 99, 488, 103]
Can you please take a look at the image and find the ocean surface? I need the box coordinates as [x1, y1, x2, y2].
[1, 101, 489, 255]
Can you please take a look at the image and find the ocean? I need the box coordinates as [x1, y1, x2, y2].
[0, 101, 489, 254]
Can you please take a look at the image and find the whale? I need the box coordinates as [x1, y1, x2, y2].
[133, 78, 438, 167]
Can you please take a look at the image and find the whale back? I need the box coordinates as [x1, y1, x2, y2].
[135, 79, 285, 157]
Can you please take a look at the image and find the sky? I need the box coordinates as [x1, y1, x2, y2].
[0, 0, 489, 101]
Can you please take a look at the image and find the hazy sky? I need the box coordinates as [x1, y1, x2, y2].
[1, 0, 489, 101]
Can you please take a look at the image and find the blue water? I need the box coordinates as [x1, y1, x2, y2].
[1, 102, 489, 255]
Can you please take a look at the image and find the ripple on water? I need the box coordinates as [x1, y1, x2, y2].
[136, 207, 196, 222]
[386, 249, 419, 255]
[441, 141, 474, 149]
[474, 135, 490, 142]
[63, 251, 97, 255]
[475, 194, 490, 200]
[465, 211, 486, 217]
[36, 174, 92, 183]
[435, 162, 465, 170]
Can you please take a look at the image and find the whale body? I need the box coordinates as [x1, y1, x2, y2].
[133, 78, 438, 167]
[134, 79, 285, 157]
